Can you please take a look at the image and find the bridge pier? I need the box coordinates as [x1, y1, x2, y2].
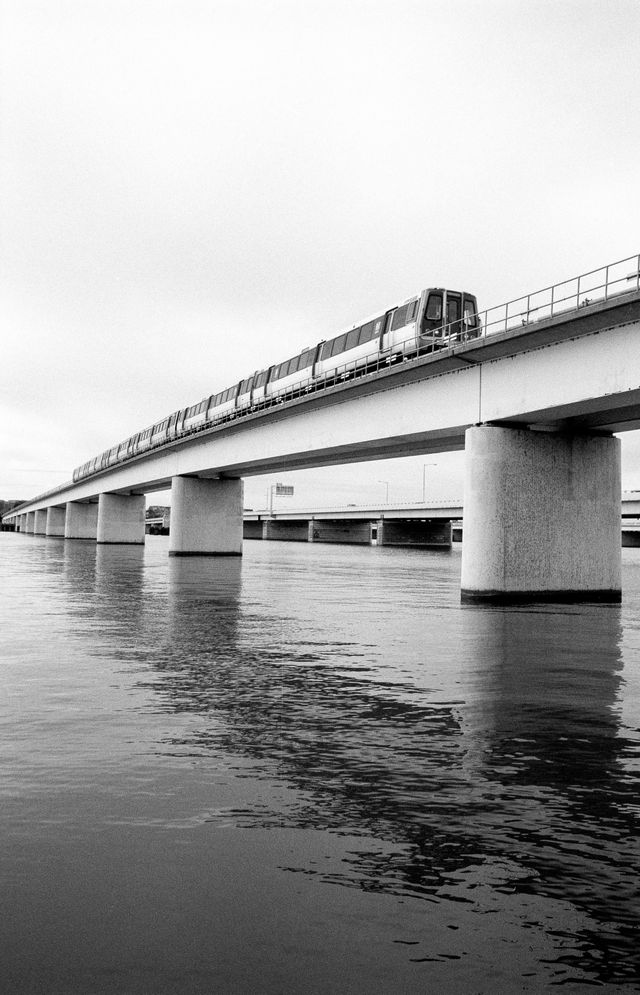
[461, 425, 621, 603]
[97, 493, 146, 545]
[33, 509, 47, 535]
[169, 476, 243, 556]
[46, 506, 66, 537]
[65, 501, 99, 540]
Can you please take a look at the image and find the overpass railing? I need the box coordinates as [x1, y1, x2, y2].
[470, 251, 640, 343]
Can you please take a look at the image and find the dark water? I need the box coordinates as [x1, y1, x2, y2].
[2, 533, 640, 994]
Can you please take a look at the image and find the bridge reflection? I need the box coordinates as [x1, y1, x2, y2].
[56, 543, 640, 987]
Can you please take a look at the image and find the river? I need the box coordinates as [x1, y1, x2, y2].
[1, 532, 640, 993]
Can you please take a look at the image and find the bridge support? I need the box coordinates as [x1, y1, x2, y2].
[65, 501, 98, 540]
[169, 476, 243, 556]
[46, 506, 66, 537]
[33, 509, 47, 535]
[97, 493, 146, 545]
[461, 425, 621, 603]
[376, 519, 452, 548]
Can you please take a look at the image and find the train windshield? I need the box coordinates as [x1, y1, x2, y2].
[425, 292, 442, 322]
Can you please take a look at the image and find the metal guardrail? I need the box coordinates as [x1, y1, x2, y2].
[473, 251, 640, 342]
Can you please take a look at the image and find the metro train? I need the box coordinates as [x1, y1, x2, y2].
[72, 286, 481, 482]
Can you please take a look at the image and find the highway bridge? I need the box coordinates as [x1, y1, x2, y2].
[4, 253, 640, 602]
[140, 495, 640, 546]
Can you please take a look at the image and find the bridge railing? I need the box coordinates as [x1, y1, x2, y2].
[470, 251, 640, 343]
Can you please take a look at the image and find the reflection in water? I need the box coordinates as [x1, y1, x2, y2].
[94, 554, 638, 987]
[5, 537, 640, 989]
[464, 605, 640, 985]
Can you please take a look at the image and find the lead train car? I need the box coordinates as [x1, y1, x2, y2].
[72, 286, 480, 482]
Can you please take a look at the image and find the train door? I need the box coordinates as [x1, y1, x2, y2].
[445, 291, 462, 340]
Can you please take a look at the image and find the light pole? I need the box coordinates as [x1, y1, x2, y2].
[422, 463, 436, 503]
[378, 480, 389, 503]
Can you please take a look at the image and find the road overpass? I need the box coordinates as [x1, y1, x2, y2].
[4, 253, 640, 602]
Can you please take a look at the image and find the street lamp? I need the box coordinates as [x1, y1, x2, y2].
[422, 463, 436, 502]
[378, 480, 389, 503]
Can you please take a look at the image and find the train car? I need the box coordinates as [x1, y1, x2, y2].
[71, 284, 480, 482]
[263, 345, 320, 403]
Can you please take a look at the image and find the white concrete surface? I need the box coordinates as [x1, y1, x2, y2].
[461, 426, 621, 601]
[97, 493, 146, 545]
[169, 476, 243, 556]
[65, 501, 98, 540]
[46, 506, 66, 537]
[25, 512, 35, 533]
[33, 509, 47, 535]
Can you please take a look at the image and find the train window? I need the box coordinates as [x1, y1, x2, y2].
[345, 327, 360, 351]
[463, 297, 479, 328]
[391, 300, 419, 331]
[320, 339, 335, 360]
[238, 378, 251, 394]
[425, 293, 443, 321]
[254, 370, 268, 388]
[332, 333, 348, 357]
[359, 321, 375, 344]
[447, 294, 461, 325]
[299, 348, 315, 368]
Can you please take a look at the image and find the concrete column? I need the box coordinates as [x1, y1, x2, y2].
[376, 519, 452, 548]
[65, 501, 98, 540]
[97, 493, 146, 545]
[33, 509, 47, 534]
[46, 506, 66, 537]
[26, 512, 35, 533]
[169, 476, 243, 556]
[461, 425, 621, 603]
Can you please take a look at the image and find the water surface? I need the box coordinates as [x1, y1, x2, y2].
[2, 534, 640, 992]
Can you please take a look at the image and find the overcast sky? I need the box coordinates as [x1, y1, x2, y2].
[2, 0, 639, 510]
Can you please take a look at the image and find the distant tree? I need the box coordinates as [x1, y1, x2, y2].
[0, 499, 25, 516]
[146, 505, 170, 519]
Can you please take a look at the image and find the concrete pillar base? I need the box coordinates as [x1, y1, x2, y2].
[169, 476, 243, 556]
[65, 501, 99, 540]
[461, 425, 622, 604]
[46, 506, 66, 537]
[97, 493, 146, 545]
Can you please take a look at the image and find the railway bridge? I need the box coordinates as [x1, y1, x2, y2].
[4, 254, 640, 603]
